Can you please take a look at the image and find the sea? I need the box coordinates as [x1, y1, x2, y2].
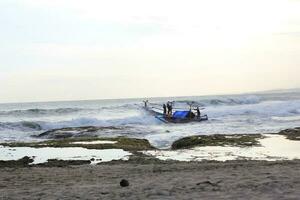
[1, 89, 300, 148]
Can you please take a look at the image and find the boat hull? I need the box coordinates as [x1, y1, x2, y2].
[155, 114, 208, 123]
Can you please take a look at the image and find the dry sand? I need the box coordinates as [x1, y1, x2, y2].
[0, 160, 300, 200]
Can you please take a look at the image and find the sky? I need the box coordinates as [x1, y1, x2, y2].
[0, 0, 300, 103]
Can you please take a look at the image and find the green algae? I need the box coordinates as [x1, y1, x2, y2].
[0, 156, 34, 168]
[171, 134, 263, 150]
[0, 137, 155, 151]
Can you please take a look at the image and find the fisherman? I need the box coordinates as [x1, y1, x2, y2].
[167, 102, 173, 117]
[144, 100, 148, 108]
[166, 102, 170, 117]
[163, 104, 167, 115]
[196, 107, 201, 118]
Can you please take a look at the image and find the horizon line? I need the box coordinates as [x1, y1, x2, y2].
[0, 87, 299, 105]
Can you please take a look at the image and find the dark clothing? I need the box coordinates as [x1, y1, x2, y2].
[168, 104, 173, 116]
[167, 104, 172, 116]
[144, 100, 148, 107]
[163, 104, 167, 115]
[196, 107, 201, 118]
[187, 111, 195, 119]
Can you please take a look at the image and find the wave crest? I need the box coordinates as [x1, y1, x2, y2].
[0, 114, 158, 132]
[0, 108, 84, 117]
[172, 95, 261, 108]
[0, 121, 42, 131]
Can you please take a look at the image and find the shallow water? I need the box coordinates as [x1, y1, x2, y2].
[144, 135, 300, 161]
[0, 146, 131, 164]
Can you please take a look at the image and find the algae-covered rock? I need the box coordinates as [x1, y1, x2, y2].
[0, 156, 34, 168]
[171, 134, 263, 150]
[35, 126, 126, 139]
[1, 137, 155, 151]
[278, 127, 300, 140]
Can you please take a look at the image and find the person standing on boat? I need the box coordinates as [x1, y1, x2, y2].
[166, 102, 170, 117]
[144, 100, 148, 108]
[163, 104, 167, 115]
[167, 102, 173, 117]
[196, 107, 201, 118]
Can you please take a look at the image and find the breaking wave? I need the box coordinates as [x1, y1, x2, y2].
[206, 99, 300, 118]
[204, 95, 261, 106]
[0, 114, 158, 132]
[0, 104, 139, 118]
[0, 121, 43, 131]
[173, 95, 261, 107]
[272, 116, 300, 122]
[0, 108, 84, 117]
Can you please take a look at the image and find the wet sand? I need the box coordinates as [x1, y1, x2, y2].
[1, 160, 300, 200]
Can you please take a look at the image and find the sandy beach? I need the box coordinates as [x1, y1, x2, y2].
[1, 159, 300, 200]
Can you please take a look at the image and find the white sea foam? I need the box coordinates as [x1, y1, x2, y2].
[272, 115, 300, 122]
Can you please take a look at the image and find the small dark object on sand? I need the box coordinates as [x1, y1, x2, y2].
[100, 192, 109, 195]
[196, 180, 222, 187]
[120, 179, 129, 187]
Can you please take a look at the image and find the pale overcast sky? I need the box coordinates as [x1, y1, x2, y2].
[0, 0, 300, 103]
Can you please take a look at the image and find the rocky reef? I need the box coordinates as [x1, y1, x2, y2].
[1, 137, 155, 151]
[34, 126, 127, 139]
[277, 127, 300, 140]
[171, 134, 263, 150]
[0, 156, 34, 168]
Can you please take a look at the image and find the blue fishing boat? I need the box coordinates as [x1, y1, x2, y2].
[143, 100, 208, 123]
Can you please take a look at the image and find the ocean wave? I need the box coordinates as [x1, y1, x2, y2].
[41, 115, 158, 130]
[272, 116, 300, 122]
[0, 121, 42, 131]
[0, 114, 158, 132]
[100, 103, 139, 110]
[0, 103, 140, 118]
[206, 99, 300, 118]
[172, 95, 261, 108]
[288, 109, 300, 114]
[0, 108, 84, 117]
[205, 95, 261, 106]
